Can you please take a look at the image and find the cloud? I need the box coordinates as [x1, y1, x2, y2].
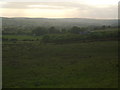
[72, 5, 118, 19]
[0, 2, 118, 19]
[1, 2, 86, 9]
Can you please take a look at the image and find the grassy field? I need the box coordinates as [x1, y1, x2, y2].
[2, 40, 118, 88]
[2, 35, 42, 41]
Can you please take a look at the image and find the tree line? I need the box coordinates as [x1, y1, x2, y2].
[2, 25, 115, 36]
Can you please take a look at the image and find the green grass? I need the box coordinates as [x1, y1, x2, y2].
[93, 28, 118, 32]
[3, 40, 118, 88]
[2, 35, 42, 40]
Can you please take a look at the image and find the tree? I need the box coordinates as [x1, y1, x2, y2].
[61, 28, 67, 33]
[32, 27, 47, 36]
[102, 25, 106, 29]
[48, 26, 60, 34]
[42, 35, 50, 43]
[70, 26, 84, 34]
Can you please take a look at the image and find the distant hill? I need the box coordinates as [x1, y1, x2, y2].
[1, 17, 118, 29]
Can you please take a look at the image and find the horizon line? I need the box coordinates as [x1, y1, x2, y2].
[0, 17, 118, 20]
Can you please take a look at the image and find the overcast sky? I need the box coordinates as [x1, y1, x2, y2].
[0, 0, 119, 19]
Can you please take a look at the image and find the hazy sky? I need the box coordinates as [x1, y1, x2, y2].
[0, 0, 119, 19]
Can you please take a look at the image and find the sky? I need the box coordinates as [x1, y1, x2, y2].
[0, 0, 119, 19]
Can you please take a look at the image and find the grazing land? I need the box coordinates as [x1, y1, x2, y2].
[3, 40, 118, 88]
[2, 18, 118, 88]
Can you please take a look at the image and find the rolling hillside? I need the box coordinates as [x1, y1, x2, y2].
[2, 17, 118, 29]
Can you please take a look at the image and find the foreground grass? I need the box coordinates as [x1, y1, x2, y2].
[3, 41, 118, 88]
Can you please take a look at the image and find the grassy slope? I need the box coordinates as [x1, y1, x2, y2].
[3, 41, 118, 88]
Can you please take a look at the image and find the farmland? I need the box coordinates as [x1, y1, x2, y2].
[3, 39, 118, 88]
[2, 18, 118, 88]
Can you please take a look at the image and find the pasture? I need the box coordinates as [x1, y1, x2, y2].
[2, 40, 118, 88]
